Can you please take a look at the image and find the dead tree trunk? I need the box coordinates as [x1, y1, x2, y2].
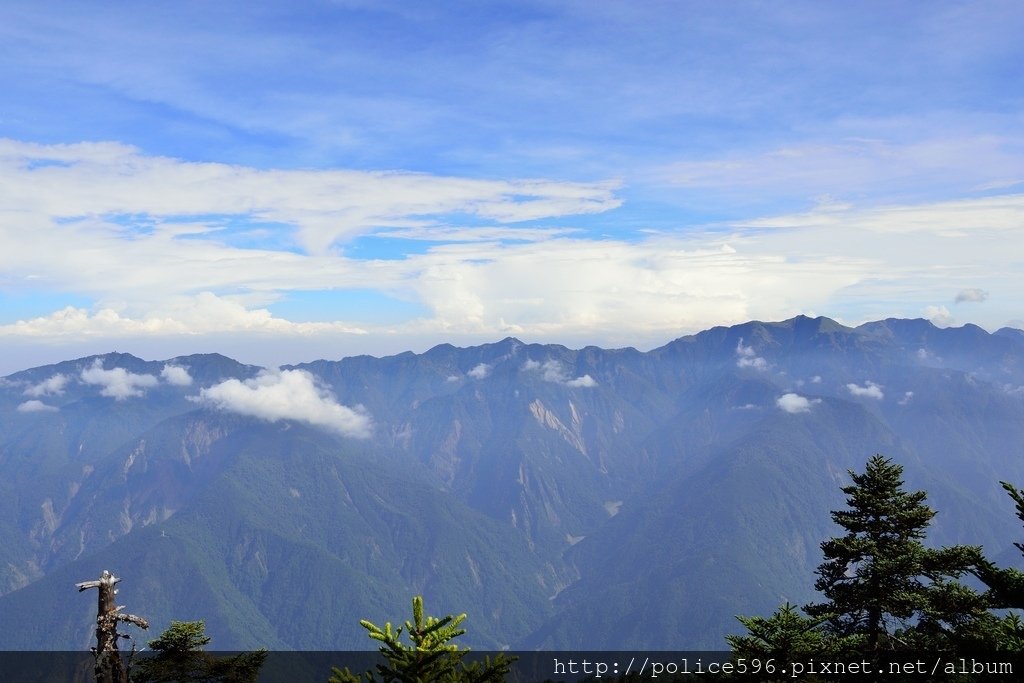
[76, 570, 149, 683]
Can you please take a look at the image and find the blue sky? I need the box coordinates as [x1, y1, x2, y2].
[0, 0, 1022, 373]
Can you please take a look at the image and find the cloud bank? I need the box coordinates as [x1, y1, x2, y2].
[1, 137, 1022, 373]
[196, 369, 372, 438]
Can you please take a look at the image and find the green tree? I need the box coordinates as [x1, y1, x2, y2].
[329, 596, 513, 683]
[972, 481, 1024, 609]
[726, 603, 832, 681]
[804, 455, 989, 653]
[132, 620, 266, 683]
[969, 480, 1024, 651]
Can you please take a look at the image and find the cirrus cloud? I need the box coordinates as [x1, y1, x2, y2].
[1, 133, 1023, 374]
[0, 139, 621, 255]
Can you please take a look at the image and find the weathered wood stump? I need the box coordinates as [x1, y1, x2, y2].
[75, 570, 149, 683]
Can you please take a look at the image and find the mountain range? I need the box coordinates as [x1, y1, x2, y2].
[1, 315, 1023, 650]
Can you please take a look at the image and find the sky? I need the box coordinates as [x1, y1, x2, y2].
[1, 0, 1022, 375]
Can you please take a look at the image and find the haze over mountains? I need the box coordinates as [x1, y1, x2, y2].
[1, 315, 1023, 650]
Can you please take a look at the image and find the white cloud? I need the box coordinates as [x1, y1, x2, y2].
[664, 138, 1024, 204]
[522, 359, 597, 388]
[160, 364, 193, 386]
[846, 381, 884, 400]
[17, 399, 58, 413]
[445, 374, 460, 382]
[80, 359, 159, 399]
[898, 391, 914, 405]
[467, 363, 491, 379]
[196, 369, 371, 438]
[375, 226, 581, 243]
[810, 375, 822, 383]
[0, 293, 368, 338]
[24, 373, 68, 397]
[735, 338, 768, 370]
[0, 139, 621, 254]
[923, 305, 955, 327]
[955, 288, 988, 304]
[1, 136, 1023, 358]
[540, 360, 571, 383]
[776, 393, 820, 414]
[736, 356, 768, 370]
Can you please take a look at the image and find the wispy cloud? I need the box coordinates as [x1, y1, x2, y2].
[955, 288, 988, 304]
[1, 3, 1023, 372]
[0, 139, 621, 255]
[735, 338, 767, 370]
[467, 363, 491, 379]
[196, 369, 371, 438]
[24, 373, 68, 397]
[522, 359, 597, 388]
[374, 226, 582, 243]
[664, 137, 1024, 205]
[80, 359, 159, 399]
[741, 193, 1024, 235]
[1, 135, 1021, 362]
[846, 381, 884, 400]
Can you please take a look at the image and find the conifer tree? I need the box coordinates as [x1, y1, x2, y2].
[804, 455, 987, 653]
[329, 595, 513, 683]
[972, 481, 1024, 608]
[132, 620, 266, 683]
[726, 603, 831, 682]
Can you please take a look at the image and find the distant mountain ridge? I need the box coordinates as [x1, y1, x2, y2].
[1, 316, 1022, 649]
